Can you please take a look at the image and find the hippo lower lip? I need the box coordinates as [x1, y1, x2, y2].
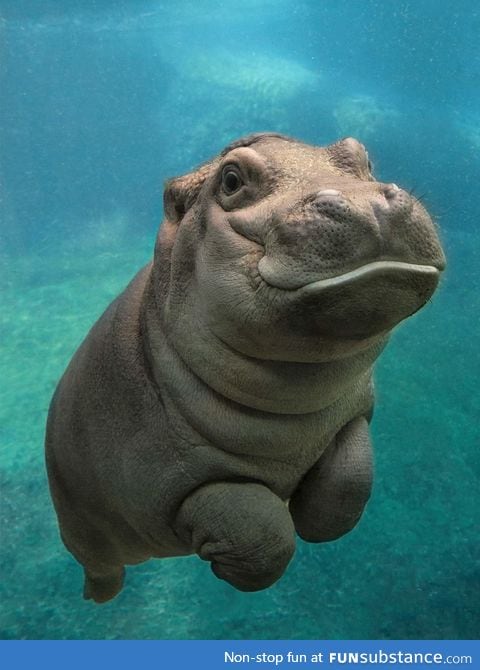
[258, 259, 443, 339]
[258, 260, 442, 293]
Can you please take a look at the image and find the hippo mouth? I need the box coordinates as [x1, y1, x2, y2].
[258, 258, 442, 292]
[257, 258, 443, 339]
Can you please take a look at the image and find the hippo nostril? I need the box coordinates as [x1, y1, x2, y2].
[316, 189, 342, 198]
[384, 183, 400, 200]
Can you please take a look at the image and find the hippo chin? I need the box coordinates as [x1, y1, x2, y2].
[45, 133, 445, 603]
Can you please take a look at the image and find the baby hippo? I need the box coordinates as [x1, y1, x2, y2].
[45, 133, 445, 603]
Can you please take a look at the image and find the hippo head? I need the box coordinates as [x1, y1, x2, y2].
[154, 133, 445, 364]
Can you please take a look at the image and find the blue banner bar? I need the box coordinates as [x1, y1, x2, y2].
[0, 640, 478, 670]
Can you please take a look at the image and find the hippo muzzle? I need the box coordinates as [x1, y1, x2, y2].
[254, 178, 444, 339]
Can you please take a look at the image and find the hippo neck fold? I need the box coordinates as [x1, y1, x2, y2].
[141, 280, 374, 460]
[143, 272, 386, 417]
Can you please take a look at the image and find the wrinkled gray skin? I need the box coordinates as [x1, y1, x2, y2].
[45, 133, 445, 603]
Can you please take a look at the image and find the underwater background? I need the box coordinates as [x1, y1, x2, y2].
[0, 0, 478, 640]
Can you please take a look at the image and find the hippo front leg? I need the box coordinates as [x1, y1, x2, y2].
[289, 416, 373, 542]
[175, 482, 296, 591]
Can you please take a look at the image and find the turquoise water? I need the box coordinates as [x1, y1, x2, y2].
[1, 0, 479, 640]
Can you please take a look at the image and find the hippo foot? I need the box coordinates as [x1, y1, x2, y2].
[83, 566, 125, 603]
[210, 560, 288, 592]
[176, 482, 296, 592]
[290, 416, 373, 542]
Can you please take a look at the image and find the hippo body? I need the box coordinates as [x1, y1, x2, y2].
[45, 133, 445, 602]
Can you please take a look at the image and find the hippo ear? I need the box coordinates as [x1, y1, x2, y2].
[163, 162, 213, 224]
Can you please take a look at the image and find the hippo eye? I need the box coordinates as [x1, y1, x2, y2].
[221, 166, 244, 195]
